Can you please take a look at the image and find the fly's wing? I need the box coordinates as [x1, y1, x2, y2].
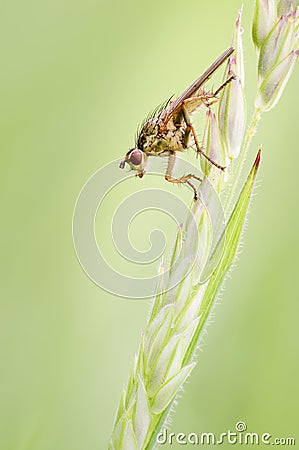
[161, 47, 234, 123]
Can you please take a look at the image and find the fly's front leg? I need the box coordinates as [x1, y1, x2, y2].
[165, 154, 202, 200]
[181, 102, 226, 171]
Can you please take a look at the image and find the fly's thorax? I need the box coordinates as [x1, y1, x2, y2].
[138, 118, 186, 155]
[165, 127, 186, 152]
[137, 118, 160, 151]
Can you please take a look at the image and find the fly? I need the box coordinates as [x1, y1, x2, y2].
[119, 47, 235, 200]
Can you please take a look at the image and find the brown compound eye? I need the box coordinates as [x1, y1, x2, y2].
[129, 149, 142, 166]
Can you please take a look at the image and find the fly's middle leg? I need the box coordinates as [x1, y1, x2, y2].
[181, 102, 226, 171]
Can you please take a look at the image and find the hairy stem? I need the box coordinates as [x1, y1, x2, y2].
[225, 107, 262, 213]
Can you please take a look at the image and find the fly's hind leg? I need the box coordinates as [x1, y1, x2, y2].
[165, 154, 202, 200]
[214, 74, 236, 96]
[202, 74, 236, 106]
[181, 74, 235, 170]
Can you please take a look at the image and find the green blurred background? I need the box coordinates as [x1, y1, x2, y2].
[0, 0, 298, 449]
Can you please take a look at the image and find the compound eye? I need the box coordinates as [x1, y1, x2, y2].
[129, 149, 142, 166]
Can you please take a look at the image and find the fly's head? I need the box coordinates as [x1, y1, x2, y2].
[119, 148, 148, 178]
